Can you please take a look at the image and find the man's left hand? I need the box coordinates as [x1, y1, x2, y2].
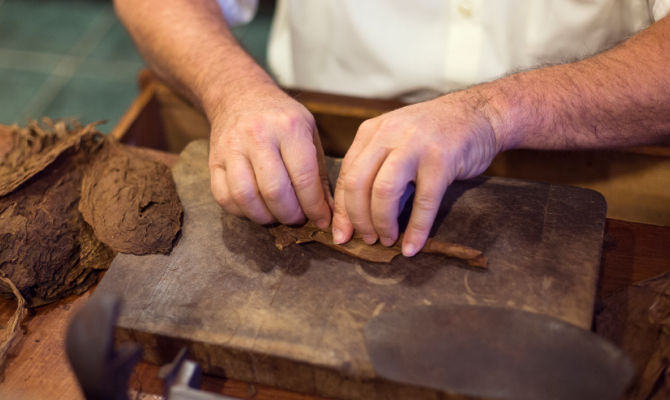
[332, 91, 503, 256]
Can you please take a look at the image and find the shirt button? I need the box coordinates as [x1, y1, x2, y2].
[458, 0, 473, 18]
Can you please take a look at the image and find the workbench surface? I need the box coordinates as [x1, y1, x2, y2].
[1, 147, 668, 400]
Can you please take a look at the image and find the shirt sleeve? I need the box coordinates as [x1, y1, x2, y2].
[216, 0, 258, 26]
[649, 0, 670, 21]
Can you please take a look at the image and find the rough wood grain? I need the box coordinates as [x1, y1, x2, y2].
[598, 220, 670, 298]
[95, 140, 607, 400]
[0, 293, 88, 400]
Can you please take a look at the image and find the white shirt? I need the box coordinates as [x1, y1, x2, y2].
[221, 0, 670, 101]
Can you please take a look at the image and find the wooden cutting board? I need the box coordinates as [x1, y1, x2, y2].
[94, 140, 606, 399]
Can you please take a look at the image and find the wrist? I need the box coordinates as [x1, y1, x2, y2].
[465, 79, 526, 152]
[199, 55, 278, 124]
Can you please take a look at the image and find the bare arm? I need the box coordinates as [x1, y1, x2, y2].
[486, 14, 670, 151]
[333, 15, 670, 256]
[115, 0, 264, 113]
[115, 0, 332, 228]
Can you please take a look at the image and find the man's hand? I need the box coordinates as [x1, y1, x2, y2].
[332, 91, 503, 256]
[115, 0, 330, 229]
[208, 82, 332, 229]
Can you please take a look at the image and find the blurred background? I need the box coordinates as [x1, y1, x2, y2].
[0, 0, 274, 131]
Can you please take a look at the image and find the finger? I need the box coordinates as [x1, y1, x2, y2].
[370, 151, 418, 246]
[332, 171, 354, 244]
[250, 147, 305, 225]
[344, 118, 378, 159]
[279, 132, 331, 229]
[401, 154, 451, 256]
[225, 154, 275, 224]
[343, 144, 389, 244]
[322, 174, 334, 212]
[332, 119, 379, 244]
[313, 131, 334, 212]
[210, 165, 244, 216]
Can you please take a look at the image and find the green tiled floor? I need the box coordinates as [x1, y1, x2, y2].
[0, 0, 274, 131]
[0, 67, 51, 121]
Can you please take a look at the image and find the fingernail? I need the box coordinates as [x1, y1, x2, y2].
[380, 237, 395, 247]
[332, 228, 344, 244]
[402, 243, 417, 257]
[362, 234, 378, 245]
[316, 218, 330, 230]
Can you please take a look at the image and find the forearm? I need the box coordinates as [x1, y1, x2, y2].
[478, 15, 670, 151]
[114, 0, 273, 121]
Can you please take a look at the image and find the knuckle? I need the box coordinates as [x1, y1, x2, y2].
[426, 145, 448, 163]
[212, 192, 243, 217]
[291, 169, 317, 191]
[230, 185, 257, 205]
[261, 183, 286, 203]
[409, 215, 433, 233]
[358, 118, 376, 133]
[413, 193, 438, 212]
[211, 186, 229, 207]
[377, 116, 404, 133]
[248, 124, 271, 146]
[279, 110, 311, 132]
[373, 178, 400, 199]
[344, 173, 365, 193]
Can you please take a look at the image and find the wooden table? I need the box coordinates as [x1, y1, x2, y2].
[1, 147, 668, 400]
[2, 74, 669, 399]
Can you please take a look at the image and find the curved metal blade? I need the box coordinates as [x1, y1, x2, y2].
[364, 304, 633, 400]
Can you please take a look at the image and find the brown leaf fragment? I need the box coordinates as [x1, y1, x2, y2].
[312, 230, 401, 262]
[422, 238, 488, 268]
[269, 224, 320, 250]
[268, 223, 488, 268]
[78, 140, 183, 255]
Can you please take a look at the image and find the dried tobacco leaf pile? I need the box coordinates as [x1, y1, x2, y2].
[0, 119, 183, 308]
[0, 120, 111, 306]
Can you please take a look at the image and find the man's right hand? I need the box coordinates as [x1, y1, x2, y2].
[208, 82, 332, 229]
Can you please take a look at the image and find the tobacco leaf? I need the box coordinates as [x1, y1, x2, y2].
[0, 120, 183, 306]
[0, 118, 101, 197]
[78, 140, 183, 255]
[0, 130, 112, 307]
[269, 223, 487, 268]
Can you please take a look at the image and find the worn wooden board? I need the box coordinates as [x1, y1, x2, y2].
[95, 140, 607, 399]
